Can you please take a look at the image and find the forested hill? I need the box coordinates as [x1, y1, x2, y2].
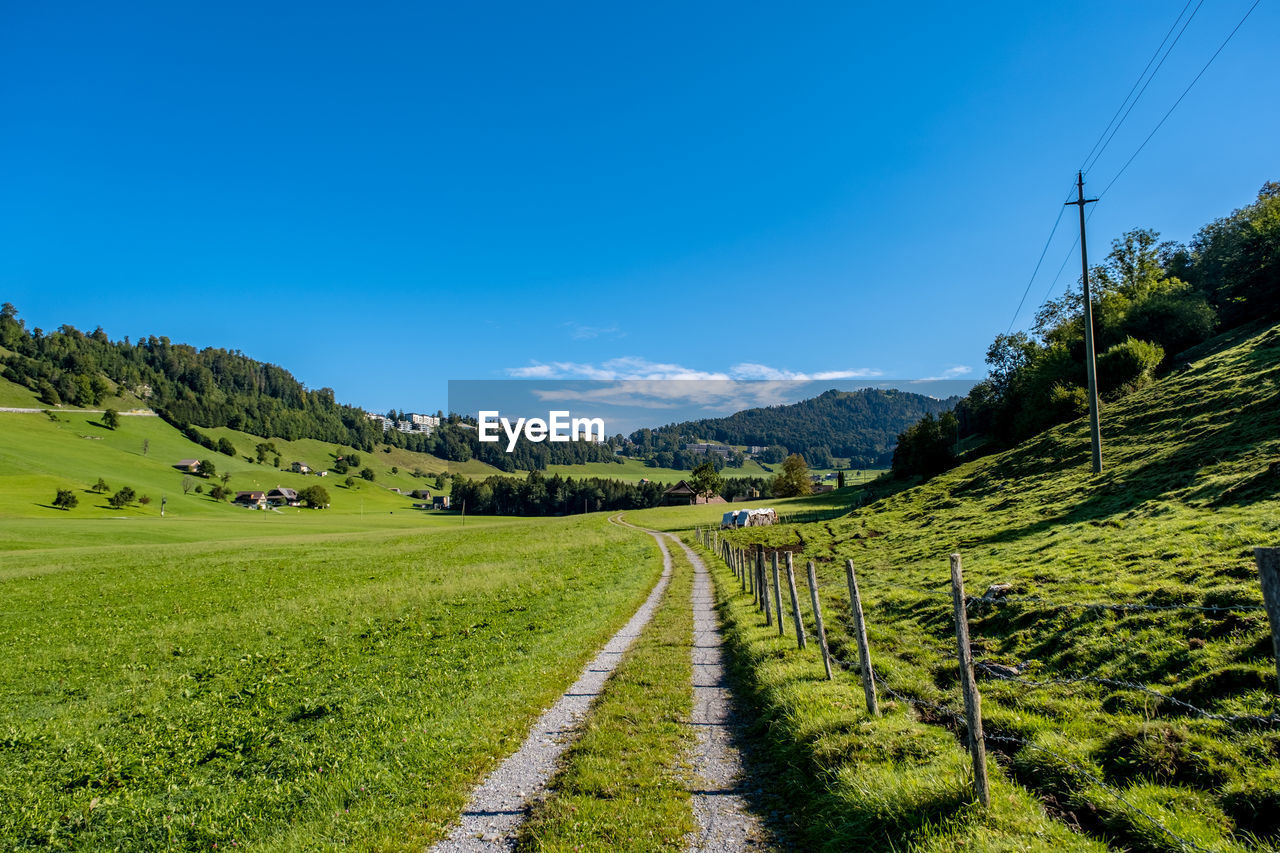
[0, 307, 618, 470]
[631, 388, 960, 468]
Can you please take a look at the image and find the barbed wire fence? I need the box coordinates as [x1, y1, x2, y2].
[692, 526, 1280, 852]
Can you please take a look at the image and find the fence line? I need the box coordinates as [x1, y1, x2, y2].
[973, 661, 1280, 727]
[692, 528, 1280, 851]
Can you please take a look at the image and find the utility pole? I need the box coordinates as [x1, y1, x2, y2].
[1066, 171, 1102, 474]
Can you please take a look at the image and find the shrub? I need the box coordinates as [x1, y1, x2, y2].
[1097, 337, 1165, 396]
[216, 437, 236, 457]
[360, 467, 375, 482]
[1122, 284, 1217, 356]
[108, 487, 136, 508]
[298, 485, 330, 508]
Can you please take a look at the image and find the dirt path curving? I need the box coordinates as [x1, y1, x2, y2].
[431, 515, 672, 852]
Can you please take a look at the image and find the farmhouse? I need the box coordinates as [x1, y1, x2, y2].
[233, 490, 267, 509]
[290, 461, 311, 474]
[432, 495, 451, 509]
[662, 481, 726, 506]
[663, 480, 698, 505]
[174, 459, 200, 473]
[266, 487, 299, 507]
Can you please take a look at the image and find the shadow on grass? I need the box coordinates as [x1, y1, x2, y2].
[711, 597, 971, 851]
[972, 389, 1280, 550]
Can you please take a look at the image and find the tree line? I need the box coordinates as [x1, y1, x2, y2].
[893, 181, 1280, 479]
[623, 388, 958, 470]
[0, 308, 621, 471]
[446, 471, 670, 516]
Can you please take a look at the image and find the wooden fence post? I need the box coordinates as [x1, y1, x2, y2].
[772, 552, 784, 637]
[747, 547, 755, 597]
[785, 552, 806, 650]
[806, 561, 834, 680]
[752, 548, 762, 607]
[845, 559, 879, 715]
[949, 553, 990, 808]
[1256, 548, 1280, 693]
[758, 545, 772, 624]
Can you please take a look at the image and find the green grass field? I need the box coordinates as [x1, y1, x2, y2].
[0, 513, 664, 851]
[697, 320, 1280, 851]
[519, 532, 696, 852]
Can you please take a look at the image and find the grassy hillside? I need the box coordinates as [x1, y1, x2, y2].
[702, 320, 1280, 852]
[0, 513, 664, 851]
[0, 410, 505, 551]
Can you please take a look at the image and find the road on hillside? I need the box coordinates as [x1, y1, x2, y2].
[0, 407, 157, 415]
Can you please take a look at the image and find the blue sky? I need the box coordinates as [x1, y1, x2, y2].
[2, 1, 1276, 415]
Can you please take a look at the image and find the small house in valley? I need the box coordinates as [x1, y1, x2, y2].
[663, 480, 698, 505]
[663, 480, 725, 506]
[234, 490, 267, 509]
[266, 487, 299, 507]
[174, 459, 201, 473]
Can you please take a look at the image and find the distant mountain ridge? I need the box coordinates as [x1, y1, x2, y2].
[631, 388, 960, 468]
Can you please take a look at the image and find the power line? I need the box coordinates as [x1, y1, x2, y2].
[1100, 0, 1265, 198]
[1006, 0, 1203, 336]
[1081, 0, 1206, 176]
[1004, 189, 1072, 334]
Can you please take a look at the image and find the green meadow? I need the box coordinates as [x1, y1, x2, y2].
[0, 513, 663, 851]
[691, 320, 1280, 851]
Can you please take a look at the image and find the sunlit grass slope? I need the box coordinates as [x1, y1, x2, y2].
[708, 320, 1280, 852]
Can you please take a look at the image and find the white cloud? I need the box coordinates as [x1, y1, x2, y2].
[915, 365, 973, 381]
[503, 357, 730, 381]
[506, 363, 557, 378]
[503, 357, 880, 383]
[729, 363, 883, 381]
[498, 358, 886, 415]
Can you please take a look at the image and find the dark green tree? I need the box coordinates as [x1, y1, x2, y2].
[102, 408, 119, 430]
[108, 486, 137, 508]
[298, 485, 330, 508]
[772, 454, 812, 497]
[690, 461, 724, 503]
[53, 489, 78, 510]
